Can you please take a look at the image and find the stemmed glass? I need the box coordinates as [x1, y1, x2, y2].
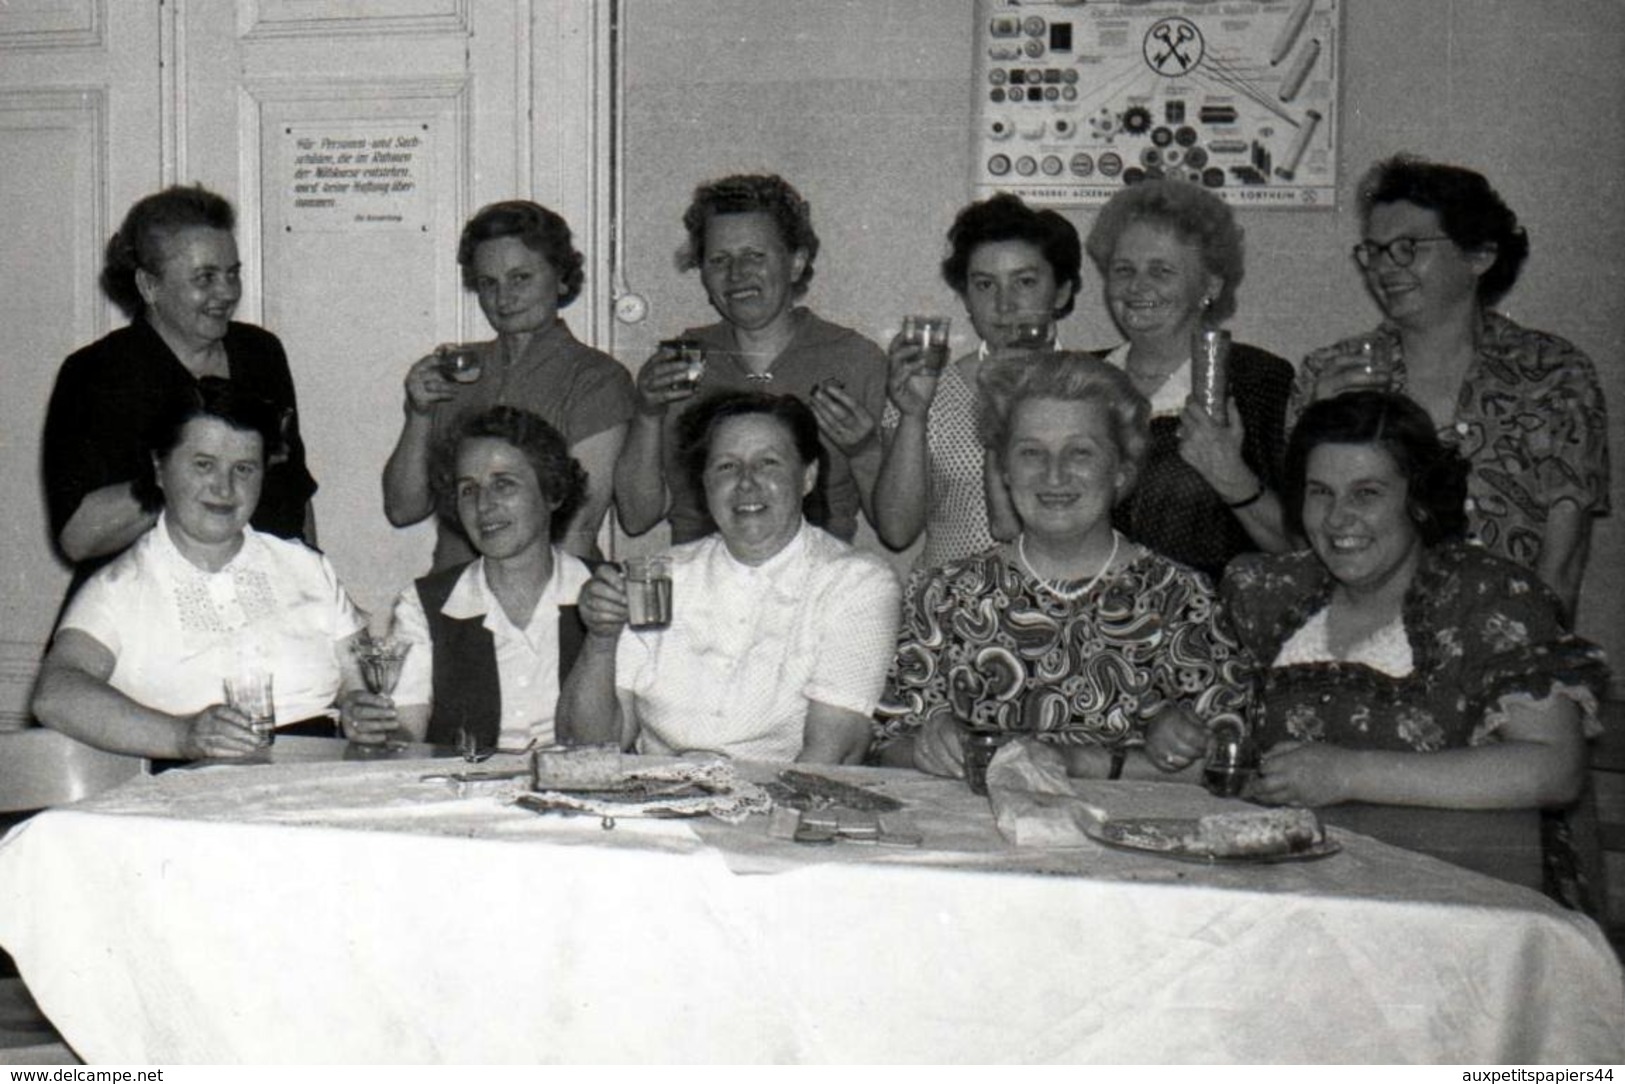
[352, 634, 411, 752]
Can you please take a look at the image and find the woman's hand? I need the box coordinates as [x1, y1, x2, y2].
[808, 380, 877, 457]
[886, 333, 942, 418]
[180, 704, 263, 760]
[403, 350, 460, 415]
[913, 710, 967, 779]
[1249, 741, 1357, 807]
[633, 350, 700, 416]
[576, 563, 631, 639]
[339, 689, 399, 744]
[1177, 398, 1256, 500]
[1142, 702, 1210, 773]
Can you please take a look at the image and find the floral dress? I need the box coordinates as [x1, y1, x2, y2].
[876, 545, 1250, 748]
[1291, 312, 1611, 573]
[1222, 542, 1610, 908]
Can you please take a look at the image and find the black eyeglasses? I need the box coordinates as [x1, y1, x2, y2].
[1352, 235, 1453, 269]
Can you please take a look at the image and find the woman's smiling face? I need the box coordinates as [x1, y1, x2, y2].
[698, 212, 807, 333]
[1302, 441, 1425, 597]
[1103, 220, 1219, 346]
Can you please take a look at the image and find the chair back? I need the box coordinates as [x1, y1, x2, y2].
[0, 729, 146, 814]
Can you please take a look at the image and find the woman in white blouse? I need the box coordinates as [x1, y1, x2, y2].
[34, 379, 366, 759]
[344, 407, 594, 754]
[561, 392, 900, 763]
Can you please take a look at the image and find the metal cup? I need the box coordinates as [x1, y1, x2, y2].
[623, 555, 673, 631]
[1191, 327, 1231, 425]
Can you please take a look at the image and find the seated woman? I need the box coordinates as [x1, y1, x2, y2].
[33, 379, 365, 760]
[1081, 179, 1295, 581]
[876, 352, 1250, 779]
[1159, 392, 1608, 906]
[345, 407, 594, 753]
[562, 392, 900, 763]
[1292, 156, 1608, 619]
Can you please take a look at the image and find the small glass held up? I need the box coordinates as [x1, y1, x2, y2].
[900, 315, 952, 373]
[436, 344, 484, 384]
[658, 338, 707, 390]
[623, 555, 673, 632]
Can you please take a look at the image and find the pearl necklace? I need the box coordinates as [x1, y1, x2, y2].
[1016, 530, 1122, 602]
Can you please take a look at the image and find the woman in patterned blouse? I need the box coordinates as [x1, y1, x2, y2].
[1157, 392, 1608, 903]
[1292, 156, 1609, 620]
[873, 194, 1084, 570]
[876, 353, 1251, 780]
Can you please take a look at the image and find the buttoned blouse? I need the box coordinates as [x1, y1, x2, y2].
[615, 523, 901, 760]
[392, 550, 593, 750]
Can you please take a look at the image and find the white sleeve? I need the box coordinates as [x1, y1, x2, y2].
[317, 554, 366, 640]
[58, 570, 124, 660]
[803, 556, 902, 716]
[390, 586, 433, 709]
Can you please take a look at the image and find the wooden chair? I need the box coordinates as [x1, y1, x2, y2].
[0, 729, 144, 1064]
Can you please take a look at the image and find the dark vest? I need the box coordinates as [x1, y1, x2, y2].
[415, 560, 591, 748]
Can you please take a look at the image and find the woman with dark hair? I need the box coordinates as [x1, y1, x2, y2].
[877, 353, 1250, 780]
[1293, 156, 1609, 618]
[349, 406, 593, 753]
[1079, 179, 1295, 581]
[873, 193, 1086, 567]
[384, 200, 633, 567]
[615, 173, 887, 546]
[565, 392, 899, 764]
[1154, 391, 1608, 905]
[33, 379, 366, 759]
[44, 185, 317, 593]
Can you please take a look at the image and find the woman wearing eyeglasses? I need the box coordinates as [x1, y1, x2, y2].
[1291, 156, 1609, 619]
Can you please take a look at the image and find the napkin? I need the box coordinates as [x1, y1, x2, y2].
[985, 738, 1103, 848]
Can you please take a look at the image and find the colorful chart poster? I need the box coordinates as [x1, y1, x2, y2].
[972, 0, 1341, 209]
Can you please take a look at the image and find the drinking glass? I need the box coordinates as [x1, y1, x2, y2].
[900, 315, 952, 373]
[658, 338, 707, 390]
[351, 635, 412, 752]
[436, 344, 484, 384]
[1354, 336, 1394, 390]
[960, 727, 1010, 796]
[623, 555, 673, 631]
[222, 670, 276, 748]
[1008, 318, 1054, 350]
[1202, 720, 1259, 798]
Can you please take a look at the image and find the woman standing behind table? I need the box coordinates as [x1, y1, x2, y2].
[566, 392, 899, 764]
[615, 174, 888, 545]
[876, 353, 1250, 780]
[44, 185, 317, 595]
[33, 380, 366, 759]
[1081, 179, 1294, 582]
[1293, 156, 1609, 619]
[383, 201, 633, 568]
[345, 407, 594, 754]
[873, 193, 1084, 568]
[1152, 392, 1609, 908]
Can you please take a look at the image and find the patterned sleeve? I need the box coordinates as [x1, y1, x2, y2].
[804, 555, 902, 717]
[873, 565, 951, 745]
[1528, 336, 1610, 514]
[1149, 564, 1252, 732]
[1454, 558, 1611, 742]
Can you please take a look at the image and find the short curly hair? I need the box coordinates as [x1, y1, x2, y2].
[100, 185, 236, 319]
[977, 351, 1151, 500]
[1084, 179, 1245, 324]
[456, 201, 585, 308]
[1282, 390, 1470, 547]
[940, 193, 1084, 319]
[430, 407, 586, 543]
[675, 174, 819, 298]
[1356, 155, 1529, 307]
[675, 391, 829, 533]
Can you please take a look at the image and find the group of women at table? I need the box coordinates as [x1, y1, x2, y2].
[31, 156, 1611, 908]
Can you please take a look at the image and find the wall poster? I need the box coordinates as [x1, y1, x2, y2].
[279, 120, 432, 231]
[973, 0, 1341, 209]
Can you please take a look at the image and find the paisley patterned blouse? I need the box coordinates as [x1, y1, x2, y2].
[1291, 312, 1611, 573]
[1221, 543, 1609, 753]
[875, 545, 1250, 748]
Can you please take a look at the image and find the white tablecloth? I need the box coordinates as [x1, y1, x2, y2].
[0, 755, 1620, 1063]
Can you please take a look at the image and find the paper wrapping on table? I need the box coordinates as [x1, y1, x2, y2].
[985, 738, 1100, 848]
